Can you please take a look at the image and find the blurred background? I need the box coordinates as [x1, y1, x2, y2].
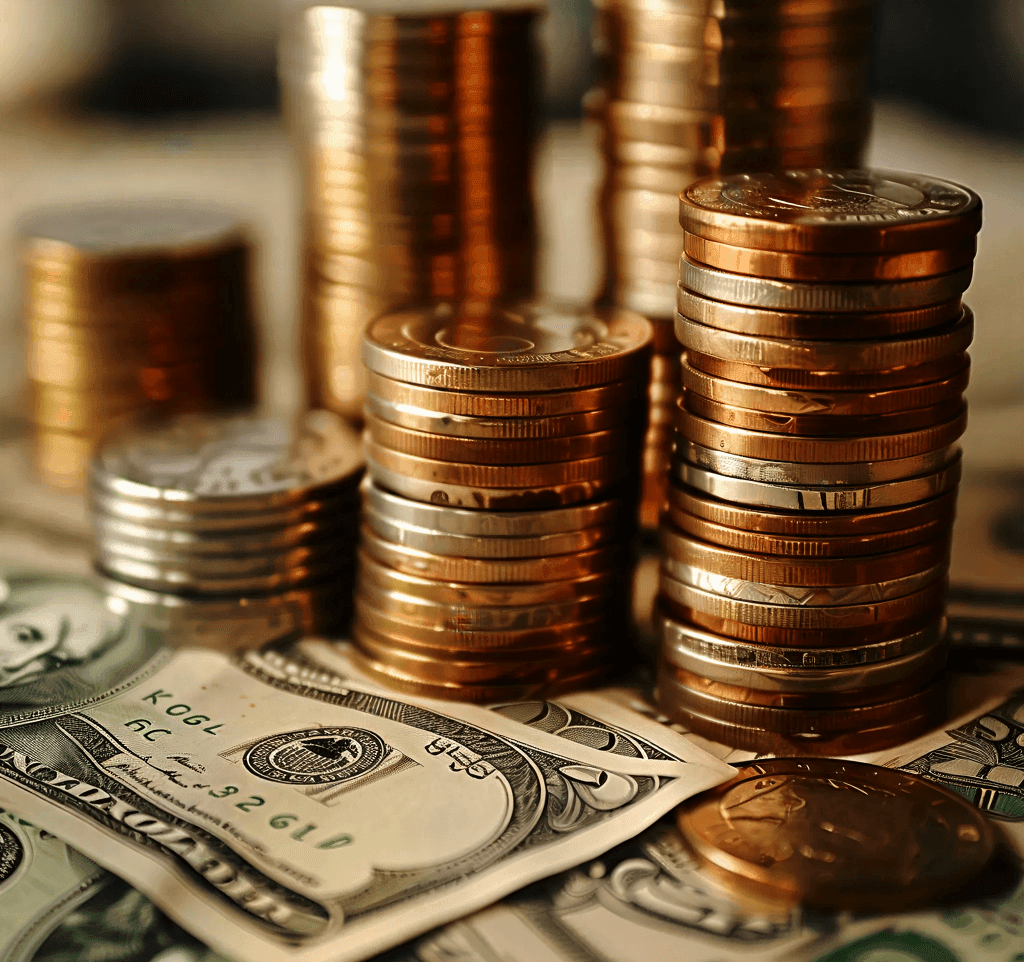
[0, 0, 1021, 463]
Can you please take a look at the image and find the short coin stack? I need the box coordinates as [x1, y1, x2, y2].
[354, 301, 651, 700]
[88, 410, 363, 651]
[589, 0, 875, 526]
[280, 4, 540, 421]
[658, 168, 981, 754]
[20, 203, 258, 491]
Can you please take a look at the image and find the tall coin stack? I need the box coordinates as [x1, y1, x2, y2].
[20, 203, 258, 492]
[280, 3, 540, 421]
[658, 169, 981, 755]
[588, 0, 875, 525]
[353, 301, 651, 700]
[88, 410, 363, 651]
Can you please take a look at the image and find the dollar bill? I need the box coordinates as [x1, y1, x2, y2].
[0, 573, 732, 962]
[0, 805, 227, 962]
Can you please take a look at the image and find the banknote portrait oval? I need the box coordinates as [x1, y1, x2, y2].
[0, 822, 24, 886]
[243, 727, 388, 785]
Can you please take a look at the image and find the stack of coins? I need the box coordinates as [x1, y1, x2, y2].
[352, 301, 651, 700]
[588, 0, 874, 525]
[88, 410, 363, 651]
[20, 203, 258, 492]
[657, 169, 981, 755]
[280, 4, 540, 421]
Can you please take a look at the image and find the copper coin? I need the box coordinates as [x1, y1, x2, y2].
[660, 529, 950, 586]
[686, 350, 970, 391]
[680, 355, 971, 416]
[362, 301, 651, 392]
[675, 758, 993, 912]
[365, 415, 630, 464]
[675, 309, 974, 371]
[684, 233, 976, 281]
[675, 288, 964, 339]
[677, 406, 968, 463]
[679, 170, 982, 254]
[359, 525, 623, 583]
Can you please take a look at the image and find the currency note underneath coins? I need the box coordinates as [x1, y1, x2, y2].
[0, 573, 732, 962]
[0, 806, 227, 962]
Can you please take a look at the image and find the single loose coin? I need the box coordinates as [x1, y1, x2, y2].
[362, 478, 619, 537]
[676, 287, 964, 339]
[660, 577, 946, 629]
[365, 416, 629, 464]
[359, 526, 623, 583]
[679, 170, 982, 253]
[364, 392, 633, 439]
[680, 355, 971, 416]
[675, 309, 974, 371]
[683, 233, 976, 281]
[680, 256, 974, 312]
[362, 301, 652, 392]
[683, 392, 963, 437]
[675, 758, 993, 912]
[91, 410, 364, 512]
[661, 531, 949, 586]
[677, 407, 968, 463]
[679, 438, 960, 485]
[659, 610, 945, 669]
[365, 372, 642, 418]
[686, 349, 969, 390]
[675, 457, 962, 511]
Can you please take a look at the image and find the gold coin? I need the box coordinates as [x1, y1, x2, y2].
[34, 428, 94, 492]
[675, 757, 993, 912]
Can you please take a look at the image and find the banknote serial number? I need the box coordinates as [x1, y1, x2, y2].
[123, 688, 226, 741]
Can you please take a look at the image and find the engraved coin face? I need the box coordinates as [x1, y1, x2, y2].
[92, 410, 363, 505]
[677, 758, 994, 911]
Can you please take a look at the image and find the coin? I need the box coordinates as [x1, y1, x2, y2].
[676, 287, 965, 339]
[680, 256, 974, 312]
[674, 456, 962, 511]
[679, 170, 983, 253]
[676, 309, 974, 370]
[680, 355, 971, 416]
[661, 530, 950, 585]
[677, 407, 968, 463]
[684, 233, 976, 281]
[359, 525, 624, 583]
[362, 301, 652, 392]
[675, 758, 993, 911]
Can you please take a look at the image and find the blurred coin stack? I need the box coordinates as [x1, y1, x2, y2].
[588, 0, 874, 526]
[352, 301, 651, 700]
[88, 410, 363, 651]
[20, 203, 258, 492]
[280, 3, 540, 421]
[657, 169, 981, 754]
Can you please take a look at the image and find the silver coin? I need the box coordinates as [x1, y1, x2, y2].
[679, 438, 960, 486]
[661, 559, 947, 606]
[91, 410, 364, 512]
[675, 309, 973, 370]
[362, 507, 619, 559]
[674, 455, 962, 511]
[680, 255, 974, 312]
[661, 625, 946, 692]
[361, 477, 618, 537]
[659, 611, 946, 669]
[356, 579, 608, 632]
[90, 509, 358, 555]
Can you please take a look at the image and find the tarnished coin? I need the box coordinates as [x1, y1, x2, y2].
[680, 256, 974, 313]
[362, 301, 652, 392]
[676, 287, 964, 339]
[675, 758, 993, 911]
[92, 410, 364, 512]
[679, 170, 983, 253]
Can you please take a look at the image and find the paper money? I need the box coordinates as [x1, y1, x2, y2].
[0, 573, 732, 962]
[0, 806, 227, 962]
